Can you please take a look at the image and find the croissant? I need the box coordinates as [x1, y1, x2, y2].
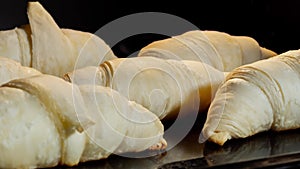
[79, 85, 166, 162]
[0, 74, 165, 168]
[200, 49, 300, 146]
[0, 56, 41, 85]
[0, 74, 94, 168]
[0, 2, 116, 77]
[138, 30, 277, 71]
[64, 56, 227, 120]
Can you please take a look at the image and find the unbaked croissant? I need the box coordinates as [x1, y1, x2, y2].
[79, 85, 166, 162]
[200, 49, 300, 146]
[0, 2, 116, 77]
[0, 74, 94, 168]
[0, 56, 41, 85]
[138, 30, 277, 71]
[64, 56, 227, 120]
[0, 74, 165, 168]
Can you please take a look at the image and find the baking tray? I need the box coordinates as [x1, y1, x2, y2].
[55, 114, 300, 169]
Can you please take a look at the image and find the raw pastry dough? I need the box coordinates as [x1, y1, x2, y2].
[0, 2, 116, 77]
[200, 49, 300, 146]
[138, 30, 277, 71]
[0, 56, 41, 85]
[64, 56, 227, 119]
[0, 74, 165, 168]
[79, 85, 166, 162]
[0, 74, 93, 168]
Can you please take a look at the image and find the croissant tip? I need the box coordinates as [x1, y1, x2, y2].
[260, 47, 277, 59]
[63, 73, 72, 82]
[208, 131, 231, 146]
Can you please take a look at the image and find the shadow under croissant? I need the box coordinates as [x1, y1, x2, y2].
[53, 154, 164, 169]
[203, 129, 300, 166]
[55, 113, 207, 169]
[158, 129, 300, 169]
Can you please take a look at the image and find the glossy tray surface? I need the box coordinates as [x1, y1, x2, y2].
[58, 116, 300, 169]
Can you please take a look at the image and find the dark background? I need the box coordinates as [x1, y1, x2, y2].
[0, 0, 299, 57]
